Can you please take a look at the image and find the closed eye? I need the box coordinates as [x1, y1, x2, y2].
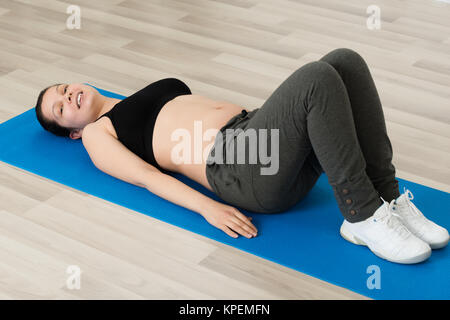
[61, 85, 68, 114]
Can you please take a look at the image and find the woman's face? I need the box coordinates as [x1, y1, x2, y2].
[41, 83, 101, 138]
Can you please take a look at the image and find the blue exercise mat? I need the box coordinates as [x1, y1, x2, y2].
[1, 85, 448, 300]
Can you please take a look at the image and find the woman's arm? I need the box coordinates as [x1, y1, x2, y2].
[81, 123, 217, 213]
[81, 124, 258, 238]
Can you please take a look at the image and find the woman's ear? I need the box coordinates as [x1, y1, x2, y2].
[69, 128, 82, 140]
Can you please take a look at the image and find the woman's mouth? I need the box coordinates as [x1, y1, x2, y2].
[76, 92, 83, 108]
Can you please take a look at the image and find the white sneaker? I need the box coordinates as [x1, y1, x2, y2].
[390, 187, 449, 249]
[340, 197, 431, 264]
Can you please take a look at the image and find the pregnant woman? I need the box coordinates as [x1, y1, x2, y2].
[35, 48, 448, 264]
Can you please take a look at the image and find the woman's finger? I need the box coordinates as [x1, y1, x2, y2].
[230, 217, 256, 236]
[232, 209, 258, 233]
[228, 220, 254, 238]
[220, 225, 238, 238]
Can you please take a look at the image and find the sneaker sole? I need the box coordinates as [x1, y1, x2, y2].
[430, 237, 449, 250]
[340, 223, 431, 264]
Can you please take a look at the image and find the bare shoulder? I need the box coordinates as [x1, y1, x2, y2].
[82, 117, 118, 141]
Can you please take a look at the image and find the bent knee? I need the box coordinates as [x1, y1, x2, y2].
[293, 60, 339, 84]
[321, 47, 366, 66]
[328, 47, 361, 58]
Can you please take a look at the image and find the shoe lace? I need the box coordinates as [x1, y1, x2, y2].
[379, 197, 412, 239]
[394, 187, 422, 218]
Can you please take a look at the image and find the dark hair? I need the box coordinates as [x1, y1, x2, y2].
[35, 83, 75, 137]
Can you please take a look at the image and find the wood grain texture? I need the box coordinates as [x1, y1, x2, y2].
[0, 0, 449, 299]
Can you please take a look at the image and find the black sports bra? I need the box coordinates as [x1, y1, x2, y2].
[95, 78, 192, 173]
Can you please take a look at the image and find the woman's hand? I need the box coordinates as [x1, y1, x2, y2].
[201, 202, 258, 239]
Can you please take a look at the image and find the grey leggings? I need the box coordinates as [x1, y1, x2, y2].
[205, 48, 400, 223]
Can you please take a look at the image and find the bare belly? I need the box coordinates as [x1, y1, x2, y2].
[152, 94, 247, 192]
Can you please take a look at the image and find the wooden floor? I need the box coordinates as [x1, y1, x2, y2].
[0, 0, 449, 299]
